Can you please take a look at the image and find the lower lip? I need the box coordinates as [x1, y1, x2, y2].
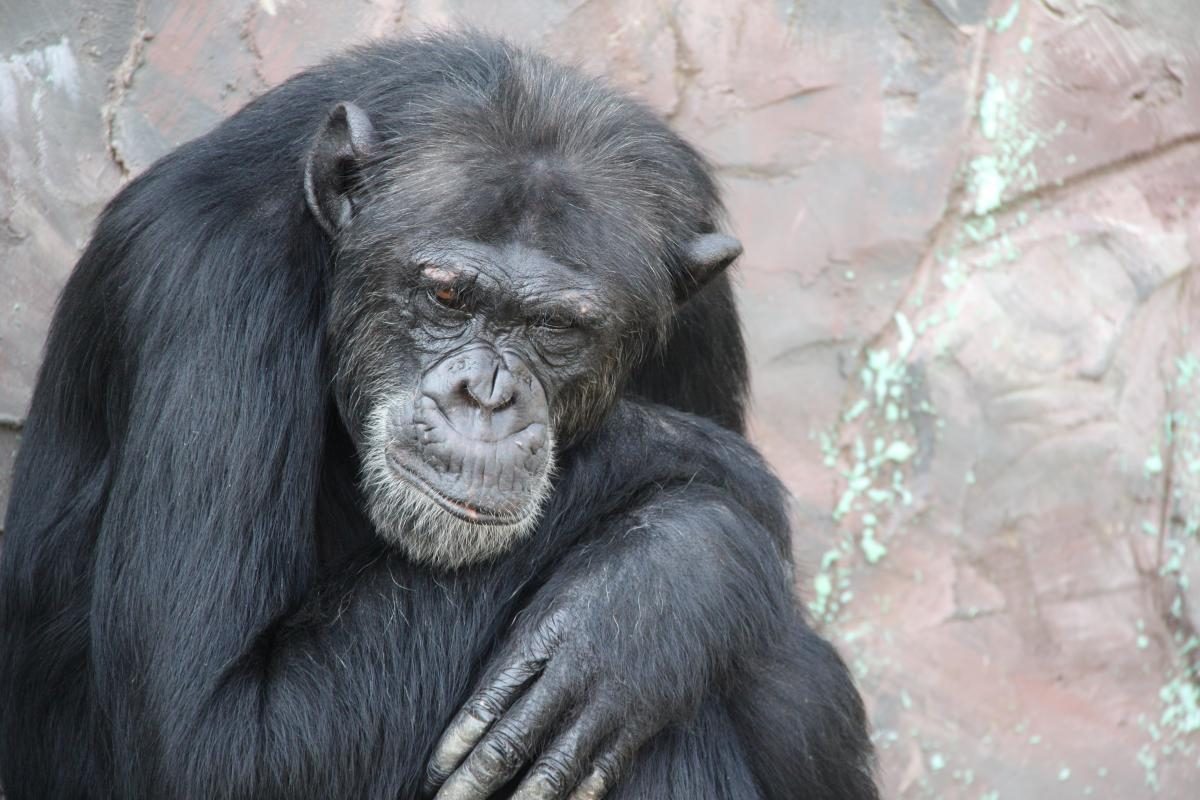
[386, 451, 521, 526]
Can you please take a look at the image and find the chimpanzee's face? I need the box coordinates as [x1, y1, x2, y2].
[328, 237, 628, 567]
[304, 101, 739, 567]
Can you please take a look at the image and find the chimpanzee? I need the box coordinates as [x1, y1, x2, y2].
[0, 32, 876, 800]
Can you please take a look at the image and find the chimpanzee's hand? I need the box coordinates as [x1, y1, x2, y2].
[422, 602, 653, 800]
[422, 488, 791, 800]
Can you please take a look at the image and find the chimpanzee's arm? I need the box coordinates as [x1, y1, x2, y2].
[88, 475, 515, 798]
[0, 197, 509, 799]
[426, 402, 877, 799]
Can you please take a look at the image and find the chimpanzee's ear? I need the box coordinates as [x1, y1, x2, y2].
[304, 102, 378, 236]
[674, 232, 743, 303]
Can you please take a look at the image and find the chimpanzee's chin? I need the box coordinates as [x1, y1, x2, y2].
[375, 494, 544, 570]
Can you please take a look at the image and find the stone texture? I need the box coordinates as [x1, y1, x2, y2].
[1, 0, 1199, 796]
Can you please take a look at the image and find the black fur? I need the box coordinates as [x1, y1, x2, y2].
[0, 33, 874, 799]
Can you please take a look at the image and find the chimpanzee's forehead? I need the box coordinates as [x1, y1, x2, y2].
[369, 139, 682, 291]
[363, 164, 669, 299]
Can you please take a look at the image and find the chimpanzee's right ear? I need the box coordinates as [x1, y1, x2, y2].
[304, 102, 378, 237]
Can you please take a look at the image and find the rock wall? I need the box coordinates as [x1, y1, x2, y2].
[1, 1, 1198, 796]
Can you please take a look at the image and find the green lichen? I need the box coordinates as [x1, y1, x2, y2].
[895, 311, 915, 356]
[990, 0, 1021, 32]
[812, 314, 928, 623]
[843, 398, 869, 423]
[813, 573, 833, 610]
[1178, 354, 1200, 386]
[1160, 674, 1200, 735]
[978, 79, 1006, 141]
[860, 528, 888, 564]
[968, 75, 1047, 216]
[970, 157, 1005, 216]
[1136, 743, 1159, 791]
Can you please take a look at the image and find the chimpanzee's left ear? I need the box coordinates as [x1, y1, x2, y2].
[675, 232, 743, 303]
[304, 101, 379, 237]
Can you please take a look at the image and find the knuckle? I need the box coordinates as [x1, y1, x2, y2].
[424, 761, 450, 788]
[515, 778, 558, 800]
[518, 608, 570, 656]
[470, 662, 540, 718]
[441, 770, 489, 800]
[469, 692, 506, 720]
[566, 749, 623, 800]
[530, 628, 558, 655]
[530, 756, 572, 792]
[473, 729, 526, 778]
[592, 755, 621, 787]
[540, 609, 570, 642]
[433, 711, 489, 765]
[568, 771, 609, 800]
[502, 661, 541, 682]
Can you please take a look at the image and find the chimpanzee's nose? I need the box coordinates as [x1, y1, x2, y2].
[464, 361, 516, 412]
[420, 347, 544, 440]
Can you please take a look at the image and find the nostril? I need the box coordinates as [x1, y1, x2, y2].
[459, 380, 485, 410]
[462, 377, 516, 412]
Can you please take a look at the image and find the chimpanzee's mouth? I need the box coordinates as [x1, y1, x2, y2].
[385, 448, 525, 526]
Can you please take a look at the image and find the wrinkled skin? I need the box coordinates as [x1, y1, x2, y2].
[335, 236, 621, 567]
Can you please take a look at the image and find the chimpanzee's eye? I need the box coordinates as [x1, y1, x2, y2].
[429, 286, 467, 312]
[535, 314, 576, 331]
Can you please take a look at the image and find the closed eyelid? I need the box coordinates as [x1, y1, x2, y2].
[420, 265, 461, 283]
[526, 293, 601, 326]
[415, 263, 497, 298]
[527, 309, 596, 332]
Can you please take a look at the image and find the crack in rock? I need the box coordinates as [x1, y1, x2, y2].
[100, 0, 150, 180]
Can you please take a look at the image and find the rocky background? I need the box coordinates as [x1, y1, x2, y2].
[2, 0, 1199, 796]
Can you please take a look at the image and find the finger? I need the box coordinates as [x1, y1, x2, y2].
[510, 709, 614, 800]
[566, 727, 642, 800]
[434, 670, 572, 800]
[424, 660, 543, 795]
